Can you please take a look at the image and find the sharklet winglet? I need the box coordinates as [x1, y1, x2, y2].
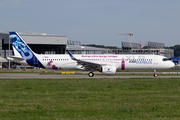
[66, 50, 77, 61]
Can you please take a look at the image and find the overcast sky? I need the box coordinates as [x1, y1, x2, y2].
[0, 0, 179, 47]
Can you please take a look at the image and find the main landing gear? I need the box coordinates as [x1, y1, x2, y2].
[88, 72, 94, 77]
[154, 70, 157, 77]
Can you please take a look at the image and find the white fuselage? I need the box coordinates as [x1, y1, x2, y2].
[35, 54, 174, 70]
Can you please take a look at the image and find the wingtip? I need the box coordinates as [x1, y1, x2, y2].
[66, 49, 74, 59]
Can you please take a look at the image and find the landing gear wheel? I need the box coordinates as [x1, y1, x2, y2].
[88, 72, 94, 77]
[154, 74, 157, 77]
[153, 70, 157, 77]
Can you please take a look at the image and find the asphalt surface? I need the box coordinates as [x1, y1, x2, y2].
[0, 73, 180, 79]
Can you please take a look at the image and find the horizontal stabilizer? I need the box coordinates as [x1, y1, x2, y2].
[7, 56, 26, 64]
[7, 56, 26, 61]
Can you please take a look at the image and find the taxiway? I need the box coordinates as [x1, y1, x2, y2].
[0, 73, 180, 79]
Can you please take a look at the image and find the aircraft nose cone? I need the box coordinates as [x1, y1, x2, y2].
[170, 61, 175, 68]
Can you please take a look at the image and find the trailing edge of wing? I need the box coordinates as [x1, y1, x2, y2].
[66, 49, 102, 68]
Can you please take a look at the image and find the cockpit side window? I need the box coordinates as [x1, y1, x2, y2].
[162, 58, 171, 61]
[162, 58, 167, 61]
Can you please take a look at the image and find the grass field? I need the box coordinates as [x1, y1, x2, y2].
[0, 78, 180, 120]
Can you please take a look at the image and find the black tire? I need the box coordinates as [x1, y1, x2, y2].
[88, 72, 94, 77]
[154, 74, 157, 77]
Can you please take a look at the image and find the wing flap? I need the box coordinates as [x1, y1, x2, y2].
[66, 50, 102, 70]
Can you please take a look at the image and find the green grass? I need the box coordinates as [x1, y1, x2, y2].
[0, 78, 180, 119]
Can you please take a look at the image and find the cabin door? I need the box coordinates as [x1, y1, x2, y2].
[154, 56, 158, 65]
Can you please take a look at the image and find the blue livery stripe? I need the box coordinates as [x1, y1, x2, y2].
[9, 32, 45, 68]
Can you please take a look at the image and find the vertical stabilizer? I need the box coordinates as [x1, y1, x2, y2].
[9, 32, 45, 68]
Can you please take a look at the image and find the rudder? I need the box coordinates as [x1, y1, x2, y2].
[9, 32, 45, 68]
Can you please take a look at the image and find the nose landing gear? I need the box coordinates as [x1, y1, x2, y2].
[154, 70, 157, 77]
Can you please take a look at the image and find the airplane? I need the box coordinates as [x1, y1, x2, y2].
[7, 32, 175, 77]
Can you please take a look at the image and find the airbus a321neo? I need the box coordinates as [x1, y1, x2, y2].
[7, 32, 174, 77]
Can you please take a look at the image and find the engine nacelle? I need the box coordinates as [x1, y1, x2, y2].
[100, 65, 116, 75]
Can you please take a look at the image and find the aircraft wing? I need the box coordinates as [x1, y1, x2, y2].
[66, 50, 103, 70]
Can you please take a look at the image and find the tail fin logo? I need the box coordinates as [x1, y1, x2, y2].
[10, 34, 33, 60]
[9, 32, 45, 68]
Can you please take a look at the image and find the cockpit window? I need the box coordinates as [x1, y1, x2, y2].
[162, 58, 167, 61]
[162, 58, 171, 61]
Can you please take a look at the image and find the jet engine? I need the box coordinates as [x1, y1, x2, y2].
[100, 65, 116, 75]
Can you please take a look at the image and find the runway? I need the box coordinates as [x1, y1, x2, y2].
[0, 73, 180, 79]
